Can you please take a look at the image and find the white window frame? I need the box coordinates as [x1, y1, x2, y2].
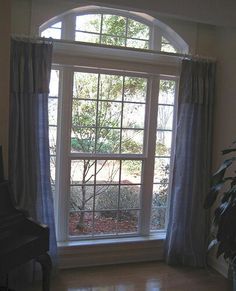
[53, 59, 179, 242]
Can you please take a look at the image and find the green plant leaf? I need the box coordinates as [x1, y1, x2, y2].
[216, 242, 225, 258]
[204, 190, 218, 209]
[204, 182, 225, 209]
[208, 239, 218, 251]
[212, 158, 235, 185]
[214, 201, 231, 224]
[222, 148, 236, 155]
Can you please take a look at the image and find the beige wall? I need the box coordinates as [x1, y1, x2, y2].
[0, 0, 11, 177]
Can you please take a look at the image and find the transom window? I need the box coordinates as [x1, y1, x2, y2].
[42, 5, 187, 242]
[40, 6, 188, 53]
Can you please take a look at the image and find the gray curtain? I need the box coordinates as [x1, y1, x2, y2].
[8, 38, 57, 288]
[165, 58, 216, 267]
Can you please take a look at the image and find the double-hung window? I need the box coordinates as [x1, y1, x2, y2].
[41, 6, 188, 242]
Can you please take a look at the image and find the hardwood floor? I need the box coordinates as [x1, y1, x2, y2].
[28, 261, 231, 291]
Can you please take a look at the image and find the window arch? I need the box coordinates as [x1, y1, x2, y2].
[40, 5, 188, 53]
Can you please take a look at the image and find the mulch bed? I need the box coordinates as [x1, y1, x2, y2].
[69, 212, 138, 235]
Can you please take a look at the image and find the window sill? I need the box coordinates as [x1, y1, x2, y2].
[58, 232, 166, 247]
[58, 233, 166, 269]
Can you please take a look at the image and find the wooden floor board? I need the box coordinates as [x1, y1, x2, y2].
[27, 261, 231, 291]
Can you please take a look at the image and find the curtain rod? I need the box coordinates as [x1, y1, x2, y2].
[11, 35, 216, 62]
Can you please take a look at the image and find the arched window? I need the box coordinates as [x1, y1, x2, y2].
[41, 6, 188, 243]
[40, 6, 188, 53]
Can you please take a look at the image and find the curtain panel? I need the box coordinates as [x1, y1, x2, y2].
[165, 58, 216, 267]
[8, 39, 57, 287]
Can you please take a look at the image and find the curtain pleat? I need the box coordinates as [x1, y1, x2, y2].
[165, 59, 216, 267]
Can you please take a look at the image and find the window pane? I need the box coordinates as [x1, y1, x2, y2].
[99, 74, 123, 101]
[69, 212, 93, 236]
[122, 103, 145, 128]
[159, 80, 175, 105]
[118, 210, 139, 234]
[94, 211, 117, 235]
[49, 126, 57, 154]
[102, 14, 126, 36]
[96, 128, 120, 154]
[95, 185, 119, 210]
[41, 28, 61, 39]
[121, 129, 144, 154]
[72, 99, 97, 127]
[50, 155, 56, 183]
[71, 128, 96, 153]
[75, 31, 100, 43]
[76, 14, 101, 33]
[121, 160, 142, 184]
[70, 185, 94, 211]
[157, 105, 174, 130]
[101, 35, 125, 46]
[154, 158, 170, 183]
[155, 131, 172, 156]
[127, 19, 149, 40]
[70, 160, 96, 185]
[150, 208, 166, 230]
[126, 38, 148, 49]
[51, 22, 62, 28]
[97, 101, 122, 128]
[152, 184, 168, 208]
[96, 160, 120, 184]
[73, 72, 98, 100]
[48, 98, 58, 126]
[120, 185, 141, 209]
[49, 70, 59, 97]
[124, 77, 147, 103]
[161, 37, 177, 53]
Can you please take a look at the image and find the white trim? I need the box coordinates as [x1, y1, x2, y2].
[56, 67, 74, 241]
[164, 77, 179, 229]
[58, 234, 165, 269]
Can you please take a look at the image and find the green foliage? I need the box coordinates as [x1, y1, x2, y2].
[152, 163, 169, 208]
[127, 19, 149, 39]
[156, 142, 170, 156]
[77, 13, 150, 49]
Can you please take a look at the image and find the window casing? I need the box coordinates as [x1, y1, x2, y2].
[41, 6, 186, 242]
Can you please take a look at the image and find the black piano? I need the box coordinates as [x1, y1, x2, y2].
[0, 146, 52, 291]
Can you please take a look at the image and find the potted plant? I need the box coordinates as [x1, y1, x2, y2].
[204, 141, 236, 289]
